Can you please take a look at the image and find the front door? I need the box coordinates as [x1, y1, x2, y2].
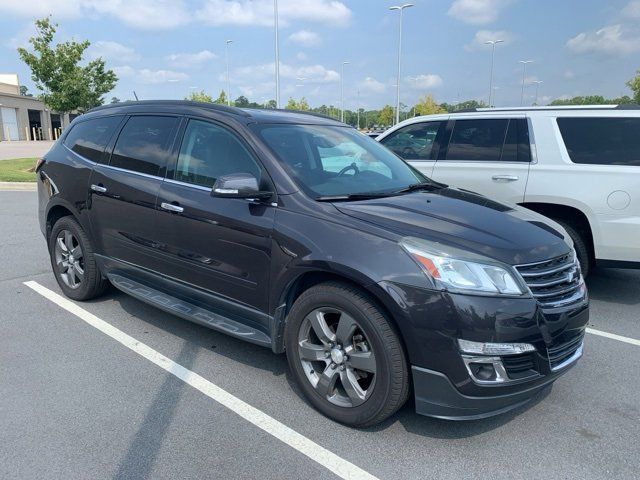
[431, 117, 531, 204]
[155, 118, 275, 314]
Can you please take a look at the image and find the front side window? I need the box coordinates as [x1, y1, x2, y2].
[254, 124, 426, 198]
[109, 116, 178, 176]
[174, 119, 261, 188]
[379, 122, 443, 160]
[63, 116, 122, 163]
[445, 119, 509, 161]
[557, 117, 640, 166]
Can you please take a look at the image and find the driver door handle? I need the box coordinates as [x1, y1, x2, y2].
[492, 175, 519, 182]
[90, 184, 107, 193]
[160, 202, 184, 213]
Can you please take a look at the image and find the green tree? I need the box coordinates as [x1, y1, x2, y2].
[214, 90, 228, 105]
[440, 99, 488, 112]
[265, 99, 277, 109]
[378, 105, 394, 126]
[413, 94, 447, 116]
[110, 96, 120, 103]
[285, 97, 310, 111]
[185, 90, 213, 102]
[17, 17, 117, 113]
[626, 70, 640, 103]
[233, 95, 250, 107]
[19, 85, 33, 97]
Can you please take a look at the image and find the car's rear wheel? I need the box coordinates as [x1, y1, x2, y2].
[48, 216, 109, 301]
[285, 282, 409, 427]
[554, 219, 592, 277]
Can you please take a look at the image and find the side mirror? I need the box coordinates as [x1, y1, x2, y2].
[211, 173, 272, 199]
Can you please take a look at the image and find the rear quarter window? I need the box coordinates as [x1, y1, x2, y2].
[557, 117, 640, 166]
[62, 116, 123, 163]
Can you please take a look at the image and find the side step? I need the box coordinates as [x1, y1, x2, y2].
[108, 273, 271, 347]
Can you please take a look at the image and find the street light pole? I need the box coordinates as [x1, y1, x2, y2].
[519, 60, 533, 106]
[274, 0, 281, 109]
[390, 4, 414, 125]
[356, 90, 360, 130]
[340, 61, 350, 123]
[225, 40, 233, 106]
[532, 80, 543, 105]
[485, 39, 503, 107]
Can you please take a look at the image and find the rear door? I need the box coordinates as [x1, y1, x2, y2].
[88, 115, 181, 271]
[431, 117, 531, 203]
[378, 120, 448, 177]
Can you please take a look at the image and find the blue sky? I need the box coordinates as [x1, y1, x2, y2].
[1, 0, 639, 110]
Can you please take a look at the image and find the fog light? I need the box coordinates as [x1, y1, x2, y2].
[458, 339, 536, 356]
[462, 356, 509, 384]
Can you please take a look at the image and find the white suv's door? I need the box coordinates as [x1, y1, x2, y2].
[431, 117, 531, 204]
[377, 119, 448, 177]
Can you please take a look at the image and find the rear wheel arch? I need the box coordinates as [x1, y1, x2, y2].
[46, 204, 75, 239]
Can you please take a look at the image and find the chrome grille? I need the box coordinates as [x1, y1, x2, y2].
[515, 253, 584, 308]
[546, 330, 585, 371]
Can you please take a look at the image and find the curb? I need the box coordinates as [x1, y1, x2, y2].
[0, 182, 37, 191]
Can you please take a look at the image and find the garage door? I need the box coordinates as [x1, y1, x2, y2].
[1, 107, 19, 141]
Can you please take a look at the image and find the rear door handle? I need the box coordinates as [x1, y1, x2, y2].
[160, 202, 184, 213]
[90, 184, 107, 193]
[492, 175, 519, 182]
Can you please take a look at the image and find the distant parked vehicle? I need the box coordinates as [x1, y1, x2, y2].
[377, 105, 640, 276]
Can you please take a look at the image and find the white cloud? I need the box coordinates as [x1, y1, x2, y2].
[288, 30, 321, 47]
[87, 41, 140, 63]
[6, 23, 38, 49]
[448, 0, 511, 25]
[564, 69, 575, 79]
[88, 0, 190, 29]
[359, 77, 386, 94]
[408, 74, 443, 89]
[567, 24, 640, 56]
[231, 62, 339, 84]
[197, 0, 351, 27]
[0, 0, 83, 19]
[465, 30, 513, 51]
[296, 52, 308, 61]
[114, 66, 189, 84]
[166, 50, 217, 68]
[623, 0, 640, 17]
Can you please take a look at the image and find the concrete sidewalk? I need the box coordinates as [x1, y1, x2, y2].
[0, 141, 55, 160]
[0, 182, 36, 191]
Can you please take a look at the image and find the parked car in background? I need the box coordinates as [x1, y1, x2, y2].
[37, 101, 588, 427]
[377, 106, 640, 276]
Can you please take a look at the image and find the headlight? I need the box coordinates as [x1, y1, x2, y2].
[400, 237, 526, 296]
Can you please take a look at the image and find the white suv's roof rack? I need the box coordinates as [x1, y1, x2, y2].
[457, 105, 639, 113]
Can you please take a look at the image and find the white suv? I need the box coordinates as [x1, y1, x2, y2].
[377, 106, 640, 275]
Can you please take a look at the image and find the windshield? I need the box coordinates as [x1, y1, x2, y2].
[253, 124, 429, 199]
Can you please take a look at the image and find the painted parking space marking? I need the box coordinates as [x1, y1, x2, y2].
[586, 327, 640, 347]
[24, 281, 378, 480]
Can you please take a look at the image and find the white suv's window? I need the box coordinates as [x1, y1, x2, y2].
[446, 119, 509, 161]
[379, 122, 444, 160]
[557, 117, 640, 166]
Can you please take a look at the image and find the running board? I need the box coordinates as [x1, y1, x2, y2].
[108, 273, 271, 347]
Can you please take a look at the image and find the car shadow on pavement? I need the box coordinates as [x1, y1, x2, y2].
[585, 268, 640, 306]
[98, 287, 551, 441]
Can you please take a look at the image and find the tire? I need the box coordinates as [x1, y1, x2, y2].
[555, 219, 592, 277]
[48, 216, 109, 301]
[285, 281, 409, 427]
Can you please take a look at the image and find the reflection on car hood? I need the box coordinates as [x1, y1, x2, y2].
[335, 187, 570, 266]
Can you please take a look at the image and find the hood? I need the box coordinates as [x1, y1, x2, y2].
[335, 188, 571, 266]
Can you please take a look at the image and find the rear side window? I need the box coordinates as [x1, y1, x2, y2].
[445, 118, 530, 162]
[63, 116, 122, 163]
[379, 121, 444, 160]
[109, 116, 179, 176]
[174, 119, 261, 188]
[557, 117, 640, 166]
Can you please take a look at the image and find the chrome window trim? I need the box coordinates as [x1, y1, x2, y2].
[101, 163, 164, 180]
[62, 143, 98, 166]
[163, 177, 211, 192]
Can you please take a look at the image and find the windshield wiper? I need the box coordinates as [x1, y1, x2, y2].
[316, 191, 397, 202]
[393, 181, 446, 194]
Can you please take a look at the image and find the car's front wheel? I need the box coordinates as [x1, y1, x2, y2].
[48, 216, 109, 301]
[285, 282, 409, 427]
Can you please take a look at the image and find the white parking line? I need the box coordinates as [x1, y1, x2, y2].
[24, 281, 378, 480]
[586, 327, 640, 347]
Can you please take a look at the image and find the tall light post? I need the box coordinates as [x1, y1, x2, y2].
[340, 61, 350, 123]
[274, 0, 281, 108]
[532, 80, 543, 106]
[519, 60, 533, 106]
[390, 4, 414, 125]
[356, 90, 361, 130]
[225, 40, 233, 106]
[484, 39, 504, 107]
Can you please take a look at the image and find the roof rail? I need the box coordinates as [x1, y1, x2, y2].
[242, 108, 340, 122]
[87, 100, 251, 116]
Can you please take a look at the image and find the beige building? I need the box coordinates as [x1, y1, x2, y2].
[0, 73, 75, 142]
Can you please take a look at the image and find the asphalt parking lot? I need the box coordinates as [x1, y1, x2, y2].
[1, 190, 639, 480]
